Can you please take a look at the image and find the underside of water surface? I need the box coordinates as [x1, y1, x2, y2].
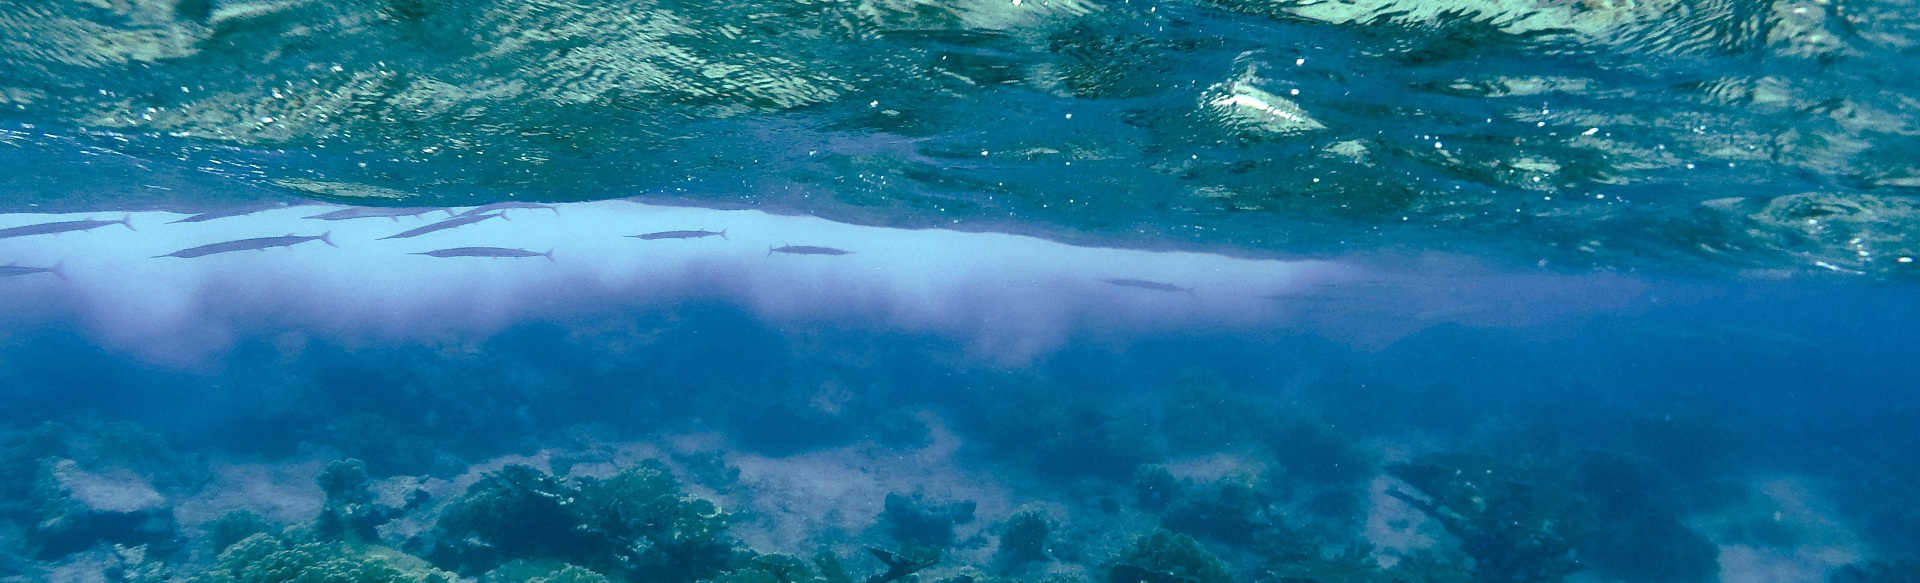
[4, 0, 1920, 276]
[3, 2, 1919, 583]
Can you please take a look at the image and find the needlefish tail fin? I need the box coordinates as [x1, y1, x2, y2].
[52, 261, 68, 282]
[544, 249, 556, 263]
[719, 229, 728, 241]
[120, 214, 136, 232]
[320, 231, 337, 248]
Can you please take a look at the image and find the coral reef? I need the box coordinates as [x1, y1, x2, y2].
[483, 561, 616, 583]
[996, 507, 1053, 569]
[430, 464, 590, 571]
[1158, 476, 1271, 546]
[1106, 530, 1235, 583]
[186, 533, 456, 583]
[882, 493, 977, 547]
[429, 461, 732, 583]
[2, 319, 1915, 583]
[576, 461, 733, 582]
[1384, 457, 1593, 583]
[202, 510, 279, 553]
[315, 460, 406, 545]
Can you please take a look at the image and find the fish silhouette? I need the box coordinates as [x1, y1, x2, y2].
[0, 262, 65, 281]
[631, 229, 727, 241]
[413, 247, 555, 262]
[158, 233, 335, 258]
[0, 216, 134, 240]
[456, 202, 559, 216]
[169, 204, 288, 224]
[1100, 279, 1193, 294]
[379, 213, 505, 240]
[307, 207, 451, 221]
[769, 245, 852, 257]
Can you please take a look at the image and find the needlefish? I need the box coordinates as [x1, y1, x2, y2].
[769, 245, 852, 257]
[307, 207, 450, 221]
[0, 216, 134, 240]
[456, 202, 558, 216]
[169, 204, 291, 224]
[1100, 279, 1193, 294]
[412, 247, 555, 262]
[631, 229, 727, 241]
[0, 263, 64, 280]
[379, 213, 504, 240]
[157, 233, 335, 258]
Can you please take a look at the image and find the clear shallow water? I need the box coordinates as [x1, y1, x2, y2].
[3, 2, 1920, 583]
[2, 194, 1917, 583]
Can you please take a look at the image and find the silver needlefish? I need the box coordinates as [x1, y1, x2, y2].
[378, 212, 504, 240]
[306, 207, 451, 221]
[169, 203, 289, 224]
[631, 229, 727, 241]
[1100, 278, 1194, 294]
[769, 245, 852, 257]
[157, 233, 335, 258]
[0, 215, 134, 240]
[412, 247, 555, 262]
[456, 202, 558, 217]
[0, 262, 65, 280]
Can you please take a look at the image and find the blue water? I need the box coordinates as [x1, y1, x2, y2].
[5, 2, 1920, 582]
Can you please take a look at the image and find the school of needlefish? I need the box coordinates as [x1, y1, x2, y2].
[0, 202, 1198, 293]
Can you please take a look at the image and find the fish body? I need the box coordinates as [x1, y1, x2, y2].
[413, 247, 554, 262]
[169, 204, 287, 224]
[632, 229, 727, 241]
[306, 207, 449, 221]
[379, 213, 504, 240]
[158, 233, 335, 258]
[457, 202, 557, 216]
[769, 245, 852, 257]
[1101, 278, 1193, 294]
[0, 215, 134, 240]
[0, 262, 64, 280]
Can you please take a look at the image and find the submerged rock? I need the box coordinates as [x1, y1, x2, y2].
[882, 493, 977, 547]
[995, 506, 1054, 568]
[31, 459, 177, 558]
[1106, 530, 1234, 583]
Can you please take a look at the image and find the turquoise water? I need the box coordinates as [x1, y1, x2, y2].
[3, 2, 1920, 583]
[6, 0, 1920, 276]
